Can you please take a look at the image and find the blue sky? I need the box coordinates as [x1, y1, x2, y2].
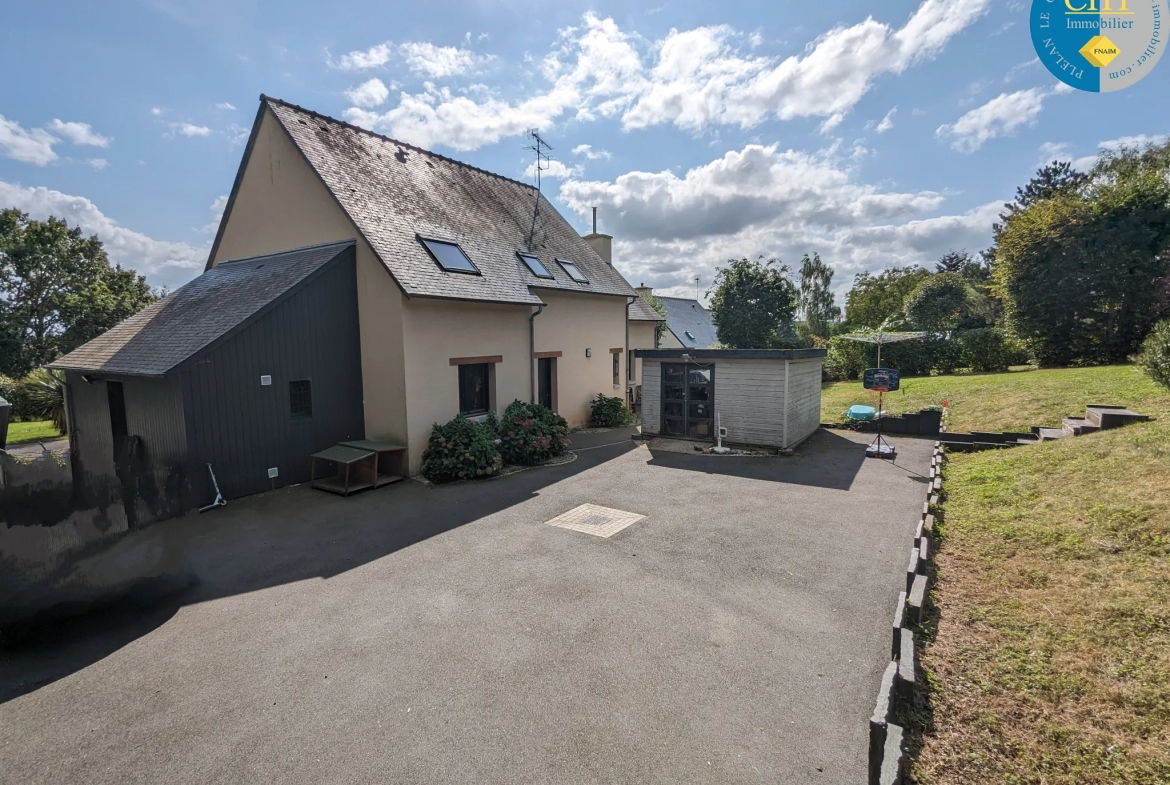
[1, 0, 1166, 300]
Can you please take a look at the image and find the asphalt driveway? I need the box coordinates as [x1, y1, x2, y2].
[1, 429, 931, 784]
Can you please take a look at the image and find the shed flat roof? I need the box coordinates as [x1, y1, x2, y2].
[635, 348, 827, 361]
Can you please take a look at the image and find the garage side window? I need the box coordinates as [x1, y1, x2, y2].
[290, 379, 313, 420]
[459, 363, 490, 415]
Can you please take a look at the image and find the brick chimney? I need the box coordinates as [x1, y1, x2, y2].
[582, 206, 612, 264]
[635, 284, 653, 298]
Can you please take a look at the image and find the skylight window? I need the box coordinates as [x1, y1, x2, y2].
[518, 252, 553, 279]
[419, 237, 479, 274]
[684, 330, 696, 341]
[557, 259, 588, 283]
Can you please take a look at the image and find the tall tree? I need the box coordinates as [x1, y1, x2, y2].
[903, 272, 978, 331]
[708, 257, 798, 349]
[797, 252, 841, 339]
[844, 266, 932, 329]
[1000, 160, 1090, 221]
[0, 209, 156, 377]
[992, 142, 1170, 365]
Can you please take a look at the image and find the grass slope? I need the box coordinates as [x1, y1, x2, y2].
[910, 371, 1170, 784]
[5, 420, 62, 446]
[821, 365, 1167, 433]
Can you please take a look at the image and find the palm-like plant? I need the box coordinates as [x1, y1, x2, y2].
[20, 368, 66, 433]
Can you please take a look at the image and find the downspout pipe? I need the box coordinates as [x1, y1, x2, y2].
[530, 304, 544, 404]
[625, 297, 633, 406]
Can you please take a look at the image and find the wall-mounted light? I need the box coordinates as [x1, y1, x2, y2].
[585, 348, 592, 358]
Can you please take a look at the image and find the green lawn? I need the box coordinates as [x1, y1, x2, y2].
[5, 420, 63, 446]
[821, 364, 1167, 433]
[907, 371, 1170, 784]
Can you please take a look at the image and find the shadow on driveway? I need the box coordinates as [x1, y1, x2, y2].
[0, 441, 636, 704]
[645, 428, 871, 490]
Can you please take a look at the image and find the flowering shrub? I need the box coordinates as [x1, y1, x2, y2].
[497, 400, 570, 466]
[420, 414, 503, 483]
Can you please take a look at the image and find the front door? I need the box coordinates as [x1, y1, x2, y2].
[538, 357, 554, 410]
[661, 363, 715, 440]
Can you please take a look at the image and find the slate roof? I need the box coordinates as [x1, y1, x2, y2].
[660, 297, 718, 348]
[245, 96, 635, 306]
[628, 297, 665, 322]
[50, 242, 354, 377]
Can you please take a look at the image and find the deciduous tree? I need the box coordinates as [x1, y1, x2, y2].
[797, 252, 841, 339]
[708, 257, 798, 349]
[0, 209, 156, 377]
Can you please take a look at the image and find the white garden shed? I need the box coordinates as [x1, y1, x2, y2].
[637, 349, 827, 450]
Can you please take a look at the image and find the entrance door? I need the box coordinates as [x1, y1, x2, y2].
[661, 363, 715, 439]
[106, 380, 138, 525]
[538, 357, 554, 410]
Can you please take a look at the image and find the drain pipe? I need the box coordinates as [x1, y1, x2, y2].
[529, 304, 544, 403]
[625, 296, 633, 402]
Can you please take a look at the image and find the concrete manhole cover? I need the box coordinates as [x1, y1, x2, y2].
[544, 503, 646, 538]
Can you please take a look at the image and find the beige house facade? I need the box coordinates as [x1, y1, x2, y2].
[210, 96, 654, 474]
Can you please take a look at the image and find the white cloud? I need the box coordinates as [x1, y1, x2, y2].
[572, 143, 611, 160]
[346, 3, 989, 151]
[935, 87, 1061, 153]
[330, 40, 484, 77]
[1070, 134, 1170, 170]
[86, 158, 109, 170]
[0, 180, 207, 288]
[1037, 140, 1074, 167]
[344, 77, 390, 108]
[203, 194, 229, 233]
[556, 142, 990, 300]
[226, 123, 250, 146]
[48, 119, 112, 147]
[215, 102, 236, 110]
[0, 115, 59, 165]
[1099, 133, 1169, 150]
[524, 159, 582, 180]
[150, 107, 163, 116]
[331, 42, 394, 70]
[170, 122, 212, 138]
[875, 106, 897, 133]
[400, 42, 480, 77]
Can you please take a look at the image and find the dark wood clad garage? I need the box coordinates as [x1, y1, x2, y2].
[49, 241, 364, 527]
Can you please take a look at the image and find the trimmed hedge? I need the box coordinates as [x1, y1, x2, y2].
[420, 414, 503, 483]
[497, 400, 570, 466]
[824, 328, 1028, 381]
[590, 393, 631, 427]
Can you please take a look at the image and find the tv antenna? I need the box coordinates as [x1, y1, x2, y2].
[694, 275, 701, 301]
[525, 129, 553, 193]
[524, 129, 554, 251]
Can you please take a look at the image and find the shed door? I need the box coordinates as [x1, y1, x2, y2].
[661, 363, 715, 440]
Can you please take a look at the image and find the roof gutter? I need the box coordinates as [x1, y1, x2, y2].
[530, 304, 544, 404]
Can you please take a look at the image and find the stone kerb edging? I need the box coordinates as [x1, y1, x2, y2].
[868, 439, 944, 785]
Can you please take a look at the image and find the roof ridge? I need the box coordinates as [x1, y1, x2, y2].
[217, 238, 354, 266]
[260, 94, 540, 194]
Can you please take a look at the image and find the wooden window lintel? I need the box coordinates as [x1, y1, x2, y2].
[449, 355, 503, 366]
